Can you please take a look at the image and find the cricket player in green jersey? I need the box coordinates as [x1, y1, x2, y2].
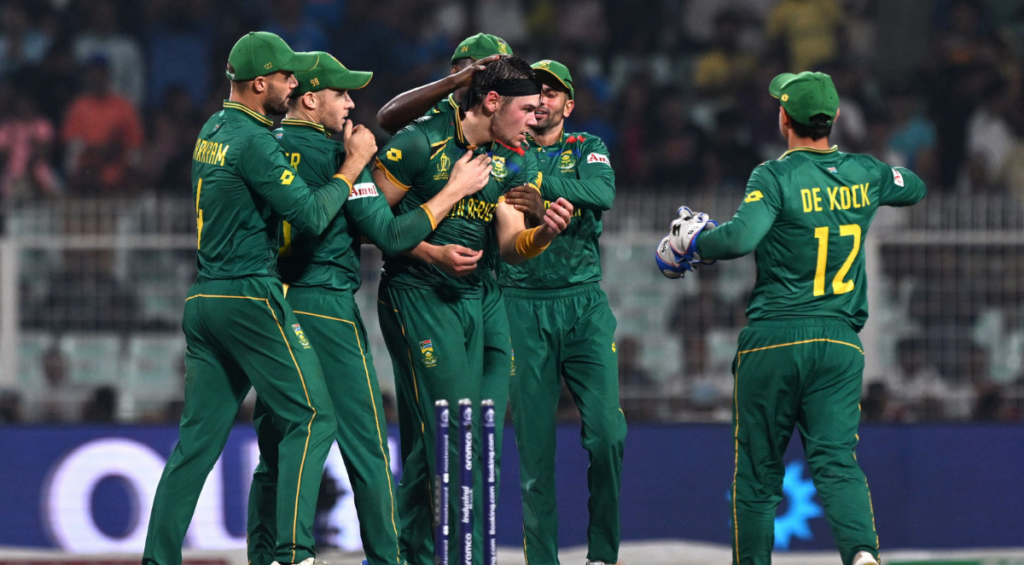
[143, 33, 369, 565]
[497, 60, 625, 565]
[373, 57, 574, 565]
[245, 52, 493, 565]
[661, 71, 926, 565]
[375, 37, 518, 547]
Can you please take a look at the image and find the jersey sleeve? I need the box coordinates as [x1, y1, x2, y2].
[501, 148, 541, 194]
[345, 165, 435, 256]
[539, 135, 616, 211]
[238, 133, 350, 236]
[696, 164, 781, 260]
[876, 160, 927, 207]
[374, 125, 430, 192]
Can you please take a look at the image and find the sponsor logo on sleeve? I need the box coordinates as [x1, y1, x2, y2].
[744, 190, 764, 203]
[587, 152, 610, 165]
[349, 183, 379, 199]
[892, 168, 904, 187]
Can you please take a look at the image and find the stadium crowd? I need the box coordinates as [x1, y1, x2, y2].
[0, 0, 1022, 424]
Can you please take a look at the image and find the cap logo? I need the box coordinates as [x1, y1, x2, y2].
[309, 77, 320, 87]
[264, 62, 273, 70]
[537, 61, 550, 69]
[781, 93, 789, 101]
[498, 42, 508, 54]
[462, 46, 469, 53]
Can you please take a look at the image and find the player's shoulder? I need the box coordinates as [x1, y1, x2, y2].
[567, 132, 612, 166]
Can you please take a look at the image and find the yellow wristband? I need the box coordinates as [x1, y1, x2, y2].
[333, 173, 353, 195]
[420, 203, 438, 230]
[514, 226, 550, 259]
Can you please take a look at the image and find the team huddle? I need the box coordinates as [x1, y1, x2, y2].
[140, 28, 925, 565]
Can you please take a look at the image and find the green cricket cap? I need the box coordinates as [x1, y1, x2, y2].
[225, 31, 320, 81]
[769, 71, 839, 127]
[452, 33, 512, 64]
[294, 52, 373, 94]
[532, 60, 574, 99]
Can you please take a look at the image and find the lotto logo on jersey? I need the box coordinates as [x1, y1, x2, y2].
[587, 152, 610, 165]
[420, 340, 437, 368]
[349, 182, 378, 200]
[292, 324, 311, 349]
[892, 168, 905, 187]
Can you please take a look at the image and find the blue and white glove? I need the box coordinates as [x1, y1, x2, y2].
[668, 206, 718, 265]
[656, 235, 694, 279]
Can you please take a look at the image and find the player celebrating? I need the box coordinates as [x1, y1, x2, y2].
[373, 56, 573, 565]
[244, 53, 493, 565]
[143, 33, 362, 565]
[376, 33, 510, 135]
[661, 71, 925, 565]
[499, 60, 625, 565]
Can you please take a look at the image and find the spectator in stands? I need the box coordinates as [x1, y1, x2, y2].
[886, 86, 939, 178]
[0, 390, 22, 424]
[62, 56, 144, 194]
[82, 385, 118, 423]
[693, 11, 758, 110]
[72, 0, 145, 106]
[614, 78, 656, 183]
[143, 0, 213, 108]
[0, 1, 52, 76]
[702, 109, 761, 191]
[861, 383, 896, 423]
[263, 0, 328, 53]
[37, 250, 139, 332]
[0, 87, 61, 202]
[766, 0, 844, 72]
[141, 86, 201, 193]
[963, 78, 1017, 193]
[21, 39, 79, 127]
[649, 91, 707, 187]
[38, 344, 89, 424]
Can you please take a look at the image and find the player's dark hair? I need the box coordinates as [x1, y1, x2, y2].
[537, 72, 571, 98]
[462, 56, 537, 110]
[790, 113, 833, 141]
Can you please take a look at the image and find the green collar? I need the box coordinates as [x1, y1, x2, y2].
[779, 145, 839, 159]
[447, 93, 459, 111]
[281, 118, 328, 137]
[527, 128, 569, 151]
[222, 100, 274, 128]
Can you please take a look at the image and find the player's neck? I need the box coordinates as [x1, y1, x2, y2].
[530, 123, 563, 147]
[228, 90, 270, 117]
[786, 131, 832, 152]
[461, 108, 494, 147]
[285, 106, 319, 124]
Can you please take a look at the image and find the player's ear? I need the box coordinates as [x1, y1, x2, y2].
[563, 98, 575, 119]
[303, 91, 317, 111]
[485, 91, 501, 113]
[253, 75, 267, 94]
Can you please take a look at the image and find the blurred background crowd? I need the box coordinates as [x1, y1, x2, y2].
[0, 0, 1022, 426]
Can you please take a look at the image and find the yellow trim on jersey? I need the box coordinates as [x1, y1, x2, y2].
[420, 204, 437, 230]
[454, 106, 466, 145]
[374, 158, 411, 191]
[332, 173, 354, 194]
[293, 310, 402, 557]
[222, 101, 274, 127]
[447, 93, 459, 110]
[281, 118, 327, 135]
[184, 292, 317, 561]
[779, 145, 839, 159]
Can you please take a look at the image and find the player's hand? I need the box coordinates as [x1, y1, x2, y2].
[504, 185, 546, 226]
[431, 244, 482, 277]
[449, 55, 502, 89]
[341, 120, 377, 170]
[656, 235, 694, 279]
[667, 206, 717, 263]
[447, 151, 492, 198]
[538, 197, 573, 237]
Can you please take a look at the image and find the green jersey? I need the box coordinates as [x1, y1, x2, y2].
[498, 131, 615, 290]
[274, 119, 435, 292]
[191, 101, 350, 280]
[696, 146, 926, 330]
[376, 110, 538, 297]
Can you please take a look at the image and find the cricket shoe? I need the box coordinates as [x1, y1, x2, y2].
[852, 551, 879, 565]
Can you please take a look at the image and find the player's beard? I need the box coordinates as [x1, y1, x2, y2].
[533, 103, 564, 135]
[265, 81, 293, 116]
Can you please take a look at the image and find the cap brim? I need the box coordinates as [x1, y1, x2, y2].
[331, 71, 373, 91]
[281, 51, 321, 73]
[533, 68, 574, 98]
[769, 73, 797, 98]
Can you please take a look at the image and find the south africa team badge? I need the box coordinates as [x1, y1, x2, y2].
[491, 156, 508, 179]
[420, 339, 437, 367]
[292, 324, 311, 349]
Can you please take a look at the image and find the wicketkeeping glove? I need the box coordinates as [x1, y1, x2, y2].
[656, 235, 694, 279]
[668, 206, 718, 264]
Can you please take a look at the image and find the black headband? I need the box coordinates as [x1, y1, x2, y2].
[463, 78, 541, 109]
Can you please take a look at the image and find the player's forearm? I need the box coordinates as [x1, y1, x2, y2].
[377, 77, 458, 134]
[285, 176, 351, 235]
[363, 206, 435, 256]
[696, 211, 772, 260]
[540, 175, 615, 211]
